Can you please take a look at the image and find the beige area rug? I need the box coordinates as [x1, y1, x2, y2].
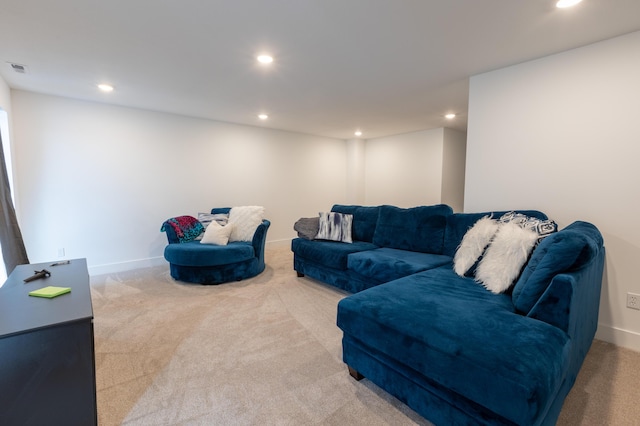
[91, 245, 640, 425]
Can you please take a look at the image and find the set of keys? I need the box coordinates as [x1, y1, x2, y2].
[22, 260, 71, 283]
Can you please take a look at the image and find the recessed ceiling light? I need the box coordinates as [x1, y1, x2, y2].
[258, 114, 269, 120]
[354, 130, 363, 137]
[257, 55, 273, 64]
[445, 113, 456, 119]
[98, 83, 114, 92]
[556, 0, 583, 8]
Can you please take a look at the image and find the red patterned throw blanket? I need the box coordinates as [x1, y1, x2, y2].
[161, 216, 204, 243]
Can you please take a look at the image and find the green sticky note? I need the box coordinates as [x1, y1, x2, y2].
[29, 286, 71, 298]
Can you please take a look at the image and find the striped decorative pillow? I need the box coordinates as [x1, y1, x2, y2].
[315, 212, 353, 243]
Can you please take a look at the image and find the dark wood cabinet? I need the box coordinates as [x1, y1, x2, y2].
[0, 259, 97, 425]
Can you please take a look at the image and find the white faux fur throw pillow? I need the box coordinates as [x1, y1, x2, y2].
[453, 217, 500, 276]
[475, 222, 539, 294]
[200, 221, 234, 245]
[228, 206, 265, 242]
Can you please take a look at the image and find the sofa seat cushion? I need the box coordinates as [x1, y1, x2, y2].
[164, 241, 254, 267]
[347, 248, 452, 282]
[291, 238, 378, 270]
[337, 268, 570, 425]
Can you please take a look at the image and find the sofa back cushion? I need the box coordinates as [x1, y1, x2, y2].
[512, 220, 603, 315]
[442, 210, 548, 257]
[372, 205, 453, 254]
[211, 207, 232, 215]
[331, 205, 381, 243]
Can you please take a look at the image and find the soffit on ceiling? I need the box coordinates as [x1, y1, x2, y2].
[1, 0, 639, 139]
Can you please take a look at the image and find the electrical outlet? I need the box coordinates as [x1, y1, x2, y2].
[627, 293, 640, 310]
[58, 248, 65, 258]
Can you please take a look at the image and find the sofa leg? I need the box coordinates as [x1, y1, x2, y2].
[348, 366, 364, 381]
[296, 271, 305, 277]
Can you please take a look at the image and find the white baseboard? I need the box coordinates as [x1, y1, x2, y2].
[595, 324, 640, 352]
[88, 256, 166, 276]
[88, 239, 293, 277]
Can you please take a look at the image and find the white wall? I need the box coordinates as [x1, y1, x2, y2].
[11, 91, 348, 274]
[0, 75, 14, 187]
[346, 138, 366, 204]
[0, 75, 13, 282]
[441, 128, 466, 212]
[466, 31, 640, 351]
[364, 128, 446, 207]
[0, 76, 10, 115]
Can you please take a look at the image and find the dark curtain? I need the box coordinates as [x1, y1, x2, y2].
[0, 131, 28, 273]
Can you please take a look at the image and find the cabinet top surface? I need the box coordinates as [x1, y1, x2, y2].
[0, 259, 93, 337]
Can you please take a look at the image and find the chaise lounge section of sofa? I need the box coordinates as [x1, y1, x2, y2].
[291, 204, 605, 425]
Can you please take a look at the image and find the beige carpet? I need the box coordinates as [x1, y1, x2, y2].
[91, 245, 640, 425]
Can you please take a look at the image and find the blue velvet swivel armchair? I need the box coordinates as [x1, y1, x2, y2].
[162, 208, 270, 285]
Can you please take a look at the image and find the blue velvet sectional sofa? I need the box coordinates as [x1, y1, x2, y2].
[291, 204, 605, 425]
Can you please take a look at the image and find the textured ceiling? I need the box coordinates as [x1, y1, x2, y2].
[1, 0, 640, 139]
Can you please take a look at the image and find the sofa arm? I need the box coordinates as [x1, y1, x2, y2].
[527, 247, 604, 343]
[252, 220, 271, 267]
[162, 224, 180, 244]
[526, 274, 573, 332]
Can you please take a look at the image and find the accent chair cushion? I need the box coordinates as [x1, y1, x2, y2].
[164, 240, 254, 267]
